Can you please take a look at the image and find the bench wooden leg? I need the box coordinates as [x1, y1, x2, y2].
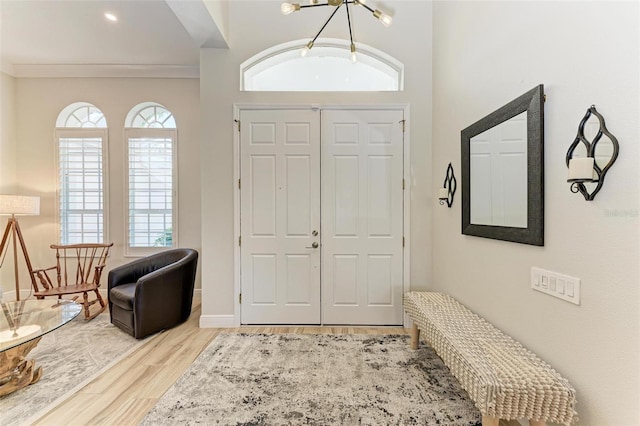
[530, 421, 546, 426]
[481, 416, 499, 426]
[410, 323, 420, 349]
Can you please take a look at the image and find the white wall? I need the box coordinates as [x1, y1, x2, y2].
[0, 72, 19, 295]
[432, 2, 639, 425]
[11, 78, 202, 290]
[0, 72, 17, 193]
[200, 1, 433, 319]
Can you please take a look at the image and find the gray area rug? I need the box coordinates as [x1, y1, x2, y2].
[142, 333, 481, 425]
[0, 313, 149, 426]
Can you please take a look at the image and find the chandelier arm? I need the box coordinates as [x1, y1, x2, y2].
[357, 2, 375, 13]
[300, 3, 332, 9]
[346, 0, 354, 44]
[309, 3, 343, 44]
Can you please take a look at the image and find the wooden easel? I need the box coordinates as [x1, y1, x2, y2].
[0, 216, 36, 301]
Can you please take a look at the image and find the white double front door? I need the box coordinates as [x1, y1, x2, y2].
[240, 108, 404, 325]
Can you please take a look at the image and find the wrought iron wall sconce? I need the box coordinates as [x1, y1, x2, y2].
[566, 105, 619, 201]
[438, 163, 457, 208]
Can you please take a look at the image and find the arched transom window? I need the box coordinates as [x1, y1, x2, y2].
[126, 103, 176, 129]
[56, 102, 107, 128]
[241, 39, 404, 92]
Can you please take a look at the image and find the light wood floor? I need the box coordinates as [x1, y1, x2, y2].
[35, 300, 409, 425]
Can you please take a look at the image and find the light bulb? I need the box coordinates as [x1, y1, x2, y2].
[350, 44, 357, 63]
[281, 2, 300, 15]
[301, 41, 314, 57]
[373, 9, 392, 27]
[309, 0, 318, 4]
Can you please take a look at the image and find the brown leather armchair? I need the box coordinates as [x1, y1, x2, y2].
[108, 248, 198, 339]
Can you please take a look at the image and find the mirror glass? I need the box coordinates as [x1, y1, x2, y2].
[470, 111, 528, 228]
[461, 85, 544, 246]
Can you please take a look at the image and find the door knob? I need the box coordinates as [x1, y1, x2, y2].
[306, 242, 319, 249]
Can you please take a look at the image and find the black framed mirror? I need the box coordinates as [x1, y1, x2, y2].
[461, 84, 544, 246]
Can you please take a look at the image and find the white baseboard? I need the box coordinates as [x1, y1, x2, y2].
[199, 314, 236, 328]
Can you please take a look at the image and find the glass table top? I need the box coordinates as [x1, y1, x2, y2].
[0, 299, 82, 352]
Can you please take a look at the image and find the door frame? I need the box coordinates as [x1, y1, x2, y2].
[232, 103, 411, 326]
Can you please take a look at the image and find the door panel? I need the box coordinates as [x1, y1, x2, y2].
[250, 155, 276, 236]
[333, 156, 359, 236]
[367, 254, 393, 305]
[332, 254, 359, 305]
[322, 109, 404, 325]
[368, 155, 393, 236]
[285, 155, 311, 235]
[240, 109, 321, 324]
[251, 255, 276, 304]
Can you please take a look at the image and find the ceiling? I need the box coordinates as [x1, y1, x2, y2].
[0, 0, 227, 78]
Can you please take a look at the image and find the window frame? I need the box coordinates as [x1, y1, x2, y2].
[54, 128, 110, 245]
[123, 127, 179, 257]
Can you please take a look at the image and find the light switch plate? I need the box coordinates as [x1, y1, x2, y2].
[531, 267, 580, 305]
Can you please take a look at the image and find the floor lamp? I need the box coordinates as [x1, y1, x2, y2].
[0, 195, 40, 301]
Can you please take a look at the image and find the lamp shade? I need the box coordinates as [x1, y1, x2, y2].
[0, 195, 40, 216]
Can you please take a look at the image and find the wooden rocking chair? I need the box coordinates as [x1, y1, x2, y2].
[31, 243, 113, 320]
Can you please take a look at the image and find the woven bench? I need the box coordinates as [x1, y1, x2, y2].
[404, 291, 577, 426]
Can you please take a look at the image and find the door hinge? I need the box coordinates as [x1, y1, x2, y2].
[238, 179, 241, 189]
[239, 236, 241, 246]
[403, 236, 405, 247]
[239, 293, 242, 304]
[400, 119, 406, 133]
[234, 119, 240, 132]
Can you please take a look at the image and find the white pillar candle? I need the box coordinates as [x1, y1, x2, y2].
[568, 157, 594, 181]
[438, 188, 449, 199]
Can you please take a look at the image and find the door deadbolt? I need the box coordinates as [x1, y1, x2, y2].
[306, 242, 319, 249]
[312, 230, 318, 236]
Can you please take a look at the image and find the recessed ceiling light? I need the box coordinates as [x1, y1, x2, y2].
[104, 12, 118, 22]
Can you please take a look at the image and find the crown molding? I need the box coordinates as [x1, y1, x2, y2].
[1, 60, 16, 77]
[3, 64, 199, 79]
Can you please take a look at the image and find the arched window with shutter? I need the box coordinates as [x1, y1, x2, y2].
[124, 102, 177, 254]
[55, 102, 108, 243]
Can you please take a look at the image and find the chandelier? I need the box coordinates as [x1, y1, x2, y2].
[280, 0, 393, 63]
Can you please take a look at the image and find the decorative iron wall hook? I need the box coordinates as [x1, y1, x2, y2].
[438, 163, 457, 208]
[566, 105, 619, 201]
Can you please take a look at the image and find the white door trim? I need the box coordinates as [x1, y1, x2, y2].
[231, 103, 411, 327]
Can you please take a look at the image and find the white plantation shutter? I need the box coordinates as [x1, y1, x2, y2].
[128, 135, 174, 248]
[58, 136, 105, 243]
